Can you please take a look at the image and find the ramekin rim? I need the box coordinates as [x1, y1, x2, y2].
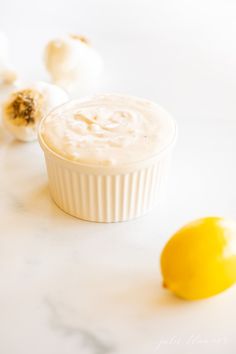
[38, 93, 178, 169]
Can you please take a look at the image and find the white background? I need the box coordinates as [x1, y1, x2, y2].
[1, 0, 236, 122]
[1, 1, 236, 354]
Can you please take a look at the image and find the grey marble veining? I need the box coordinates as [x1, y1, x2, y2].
[45, 299, 114, 354]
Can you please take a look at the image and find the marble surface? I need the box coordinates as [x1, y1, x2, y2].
[0, 115, 236, 354]
[1, 1, 236, 350]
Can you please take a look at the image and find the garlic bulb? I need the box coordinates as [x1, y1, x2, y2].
[44, 35, 103, 95]
[0, 31, 17, 85]
[2, 81, 68, 142]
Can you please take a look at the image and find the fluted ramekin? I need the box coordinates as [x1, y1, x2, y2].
[38, 98, 177, 222]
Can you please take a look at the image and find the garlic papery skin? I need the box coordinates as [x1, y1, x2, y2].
[44, 35, 103, 95]
[0, 31, 18, 86]
[2, 81, 68, 142]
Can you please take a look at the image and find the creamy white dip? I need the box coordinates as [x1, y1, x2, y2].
[40, 94, 176, 166]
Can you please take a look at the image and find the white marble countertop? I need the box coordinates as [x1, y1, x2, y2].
[1, 116, 236, 354]
[1, 1, 236, 351]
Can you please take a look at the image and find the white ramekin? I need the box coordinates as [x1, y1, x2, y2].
[38, 97, 177, 222]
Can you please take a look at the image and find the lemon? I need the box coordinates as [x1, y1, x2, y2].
[161, 217, 236, 300]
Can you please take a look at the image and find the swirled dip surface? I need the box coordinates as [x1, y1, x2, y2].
[40, 94, 176, 166]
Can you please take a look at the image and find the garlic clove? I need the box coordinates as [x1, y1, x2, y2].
[44, 35, 103, 95]
[2, 81, 68, 142]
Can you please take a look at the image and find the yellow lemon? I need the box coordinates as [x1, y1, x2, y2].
[161, 217, 236, 300]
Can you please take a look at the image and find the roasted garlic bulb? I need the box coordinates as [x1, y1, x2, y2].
[2, 81, 68, 142]
[44, 35, 103, 95]
[0, 31, 17, 85]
